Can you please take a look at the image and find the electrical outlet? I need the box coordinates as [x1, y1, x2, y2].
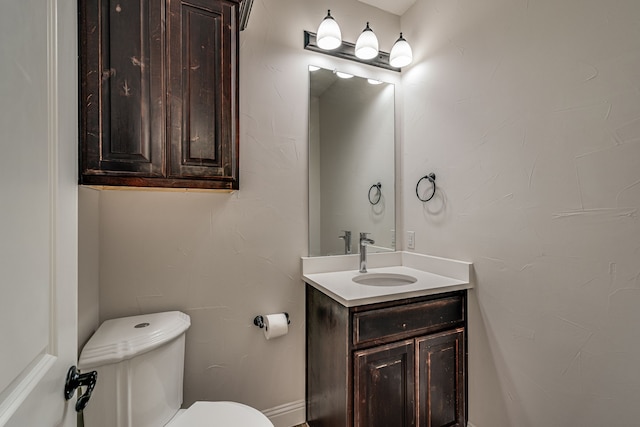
[407, 231, 415, 250]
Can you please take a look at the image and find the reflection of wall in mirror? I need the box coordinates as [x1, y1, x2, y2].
[309, 95, 321, 256]
[311, 75, 395, 256]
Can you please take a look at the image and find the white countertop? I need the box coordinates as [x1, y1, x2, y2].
[302, 252, 473, 307]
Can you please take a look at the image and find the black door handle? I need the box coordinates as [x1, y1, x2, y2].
[64, 366, 97, 412]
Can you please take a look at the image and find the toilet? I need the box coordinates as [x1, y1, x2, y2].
[78, 311, 274, 427]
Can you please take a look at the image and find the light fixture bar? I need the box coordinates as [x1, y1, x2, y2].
[304, 31, 401, 72]
[239, 0, 254, 31]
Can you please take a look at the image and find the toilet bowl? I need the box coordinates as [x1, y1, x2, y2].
[78, 311, 274, 427]
[166, 401, 273, 426]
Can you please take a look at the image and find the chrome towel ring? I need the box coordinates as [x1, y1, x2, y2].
[416, 173, 436, 202]
[368, 182, 382, 205]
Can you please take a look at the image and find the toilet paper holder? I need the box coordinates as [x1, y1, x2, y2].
[253, 313, 290, 329]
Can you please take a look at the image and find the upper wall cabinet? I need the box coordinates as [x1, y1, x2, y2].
[79, 0, 240, 190]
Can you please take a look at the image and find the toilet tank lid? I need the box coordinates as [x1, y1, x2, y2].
[78, 311, 191, 370]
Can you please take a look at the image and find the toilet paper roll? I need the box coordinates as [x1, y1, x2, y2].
[263, 313, 288, 340]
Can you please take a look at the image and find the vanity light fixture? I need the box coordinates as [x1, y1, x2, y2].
[304, 12, 413, 72]
[308, 65, 321, 71]
[316, 10, 342, 50]
[389, 32, 413, 68]
[367, 78, 383, 85]
[355, 22, 379, 60]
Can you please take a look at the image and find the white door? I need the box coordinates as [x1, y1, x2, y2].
[0, 0, 78, 426]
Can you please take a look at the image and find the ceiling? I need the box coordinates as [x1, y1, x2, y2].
[357, 0, 417, 16]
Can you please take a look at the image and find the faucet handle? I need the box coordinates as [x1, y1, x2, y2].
[339, 230, 352, 255]
[360, 232, 370, 239]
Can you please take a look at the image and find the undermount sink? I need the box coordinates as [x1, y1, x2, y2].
[353, 273, 418, 287]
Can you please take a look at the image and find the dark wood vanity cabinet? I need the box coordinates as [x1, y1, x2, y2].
[79, 0, 239, 190]
[306, 285, 467, 427]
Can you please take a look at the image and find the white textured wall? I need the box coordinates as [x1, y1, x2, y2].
[77, 186, 100, 352]
[401, 0, 640, 426]
[94, 1, 400, 425]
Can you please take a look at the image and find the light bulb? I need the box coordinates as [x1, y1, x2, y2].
[316, 10, 342, 50]
[355, 22, 379, 60]
[367, 79, 383, 85]
[389, 32, 413, 68]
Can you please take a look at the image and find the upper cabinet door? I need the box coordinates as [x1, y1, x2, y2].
[80, 0, 165, 177]
[167, 0, 239, 184]
[79, 0, 240, 190]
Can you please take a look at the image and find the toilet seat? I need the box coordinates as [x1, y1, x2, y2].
[165, 401, 274, 427]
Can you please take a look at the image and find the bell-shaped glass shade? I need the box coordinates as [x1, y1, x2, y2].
[389, 33, 413, 68]
[317, 10, 342, 50]
[355, 23, 379, 60]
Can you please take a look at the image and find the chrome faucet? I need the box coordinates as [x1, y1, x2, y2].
[359, 232, 375, 273]
[338, 230, 352, 255]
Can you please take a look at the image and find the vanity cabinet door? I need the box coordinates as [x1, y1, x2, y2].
[354, 340, 416, 427]
[416, 328, 466, 427]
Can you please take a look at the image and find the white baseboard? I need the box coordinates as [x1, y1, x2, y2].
[262, 399, 305, 427]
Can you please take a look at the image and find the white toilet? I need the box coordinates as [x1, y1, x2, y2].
[78, 311, 274, 427]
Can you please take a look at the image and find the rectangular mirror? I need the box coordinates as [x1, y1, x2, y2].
[308, 66, 395, 256]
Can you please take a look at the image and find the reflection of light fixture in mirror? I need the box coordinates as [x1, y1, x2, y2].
[336, 71, 354, 79]
[355, 22, 379, 60]
[389, 33, 413, 68]
[367, 79, 383, 85]
[316, 10, 342, 50]
[308, 65, 321, 71]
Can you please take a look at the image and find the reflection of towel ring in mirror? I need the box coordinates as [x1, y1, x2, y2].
[416, 173, 436, 202]
[368, 182, 382, 205]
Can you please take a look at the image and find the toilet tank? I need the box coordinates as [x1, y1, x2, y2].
[79, 311, 191, 427]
